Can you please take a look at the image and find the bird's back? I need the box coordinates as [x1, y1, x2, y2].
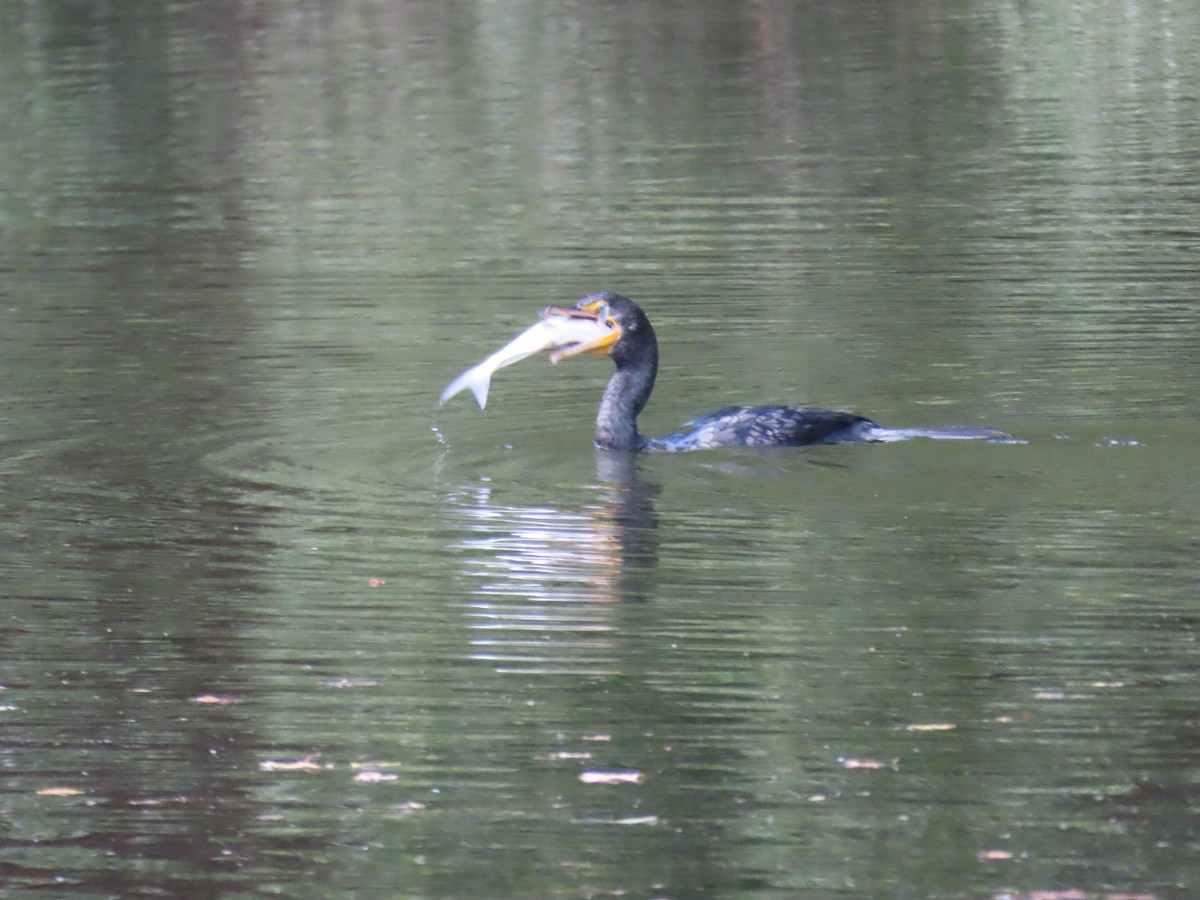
[650, 405, 879, 451]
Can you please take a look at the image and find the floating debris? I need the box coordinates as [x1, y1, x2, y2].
[126, 796, 188, 807]
[353, 771, 399, 784]
[610, 815, 658, 826]
[392, 801, 427, 814]
[839, 757, 899, 771]
[979, 849, 1014, 861]
[905, 722, 956, 733]
[579, 770, 644, 785]
[260, 757, 325, 773]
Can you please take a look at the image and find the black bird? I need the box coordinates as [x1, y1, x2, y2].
[546, 292, 1008, 452]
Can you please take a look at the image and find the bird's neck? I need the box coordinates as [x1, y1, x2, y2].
[595, 346, 657, 452]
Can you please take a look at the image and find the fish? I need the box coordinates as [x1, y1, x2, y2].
[438, 308, 615, 409]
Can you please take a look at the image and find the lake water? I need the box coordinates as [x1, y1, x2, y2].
[2, 1, 1198, 897]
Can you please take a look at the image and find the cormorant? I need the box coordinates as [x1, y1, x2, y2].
[442, 291, 1010, 452]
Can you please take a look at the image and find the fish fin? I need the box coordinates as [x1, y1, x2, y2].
[470, 376, 489, 409]
[439, 366, 491, 409]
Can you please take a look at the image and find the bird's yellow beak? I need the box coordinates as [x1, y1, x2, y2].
[544, 299, 621, 363]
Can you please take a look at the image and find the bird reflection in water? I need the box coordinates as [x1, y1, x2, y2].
[450, 450, 660, 676]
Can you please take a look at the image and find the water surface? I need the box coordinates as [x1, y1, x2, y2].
[2, 1, 1198, 897]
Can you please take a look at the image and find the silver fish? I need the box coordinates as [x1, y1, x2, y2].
[439, 309, 615, 409]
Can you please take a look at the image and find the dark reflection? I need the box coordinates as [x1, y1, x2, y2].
[592, 449, 661, 601]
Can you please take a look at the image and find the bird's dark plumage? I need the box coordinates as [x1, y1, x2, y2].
[574, 292, 883, 452]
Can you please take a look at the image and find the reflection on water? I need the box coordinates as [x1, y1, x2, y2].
[457, 485, 624, 674]
[2, 0, 1199, 896]
[450, 451, 661, 674]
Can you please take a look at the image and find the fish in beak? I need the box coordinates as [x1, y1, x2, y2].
[545, 297, 622, 363]
[439, 305, 618, 408]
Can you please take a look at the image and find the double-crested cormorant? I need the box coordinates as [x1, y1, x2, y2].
[547, 292, 880, 451]
[440, 291, 1011, 451]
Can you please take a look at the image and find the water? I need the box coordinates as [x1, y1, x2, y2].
[2, 1, 1199, 897]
